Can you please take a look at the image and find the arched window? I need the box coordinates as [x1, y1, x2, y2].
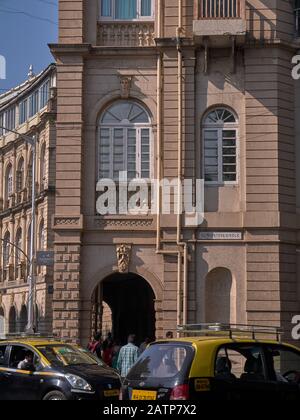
[15, 228, 22, 266]
[98, 100, 152, 180]
[16, 157, 24, 192]
[38, 220, 46, 251]
[202, 107, 238, 184]
[5, 164, 13, 201]
[3, 231, 10, 268]
[27, 152, 33, 196]
[27, 223, 32, 258]
[40, 143, 46, 189]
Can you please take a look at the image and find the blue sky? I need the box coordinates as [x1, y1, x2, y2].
[0, 0, 58, 93]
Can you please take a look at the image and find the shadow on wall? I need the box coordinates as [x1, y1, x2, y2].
[246, 1, 277, 41]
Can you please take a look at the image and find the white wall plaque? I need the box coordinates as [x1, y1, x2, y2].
[199, 232, 243, 240]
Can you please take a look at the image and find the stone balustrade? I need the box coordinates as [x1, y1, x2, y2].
[97, 21, 155, 47]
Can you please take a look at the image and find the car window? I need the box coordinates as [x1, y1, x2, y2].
[215, 345, 266, 381]
[0, 345, 7, 366]
[36, 345, 99, 367]
[9, 346, 38, 371]
[127, 343, 194, 380]
[265, 345, 300, 384]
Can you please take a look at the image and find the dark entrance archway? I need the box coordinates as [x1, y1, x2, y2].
[93, 273, 156, 345]
[19, 305, 28, 333]
[9, 307, 17, 333]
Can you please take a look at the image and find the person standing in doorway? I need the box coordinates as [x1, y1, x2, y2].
[117, 334, 139, 378]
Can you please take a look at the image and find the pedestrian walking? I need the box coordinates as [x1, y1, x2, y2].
[112, 342, 121, 370]
[87, 333, 101, 354]
[117, 334, 139, 378]
[102, 340, 114, 367]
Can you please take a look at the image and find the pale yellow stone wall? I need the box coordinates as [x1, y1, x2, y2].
[51, 0, 300, 343]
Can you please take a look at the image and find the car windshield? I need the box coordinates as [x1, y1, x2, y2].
[126, 343, 194, 381]
[36, 345, 102, 367]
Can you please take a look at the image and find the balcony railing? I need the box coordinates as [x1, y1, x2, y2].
[194, 0, 246, 46]
[97, 21, 155, 47]
[197, 0, 243, 19]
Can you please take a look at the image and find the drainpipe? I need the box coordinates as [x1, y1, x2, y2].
[156, 0, 189, 331]
[176, 1, 189, 327]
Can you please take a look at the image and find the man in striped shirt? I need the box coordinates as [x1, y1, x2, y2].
[117, 334, 139, 378]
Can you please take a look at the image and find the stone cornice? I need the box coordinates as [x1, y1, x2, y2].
[52, 215, 83, 231]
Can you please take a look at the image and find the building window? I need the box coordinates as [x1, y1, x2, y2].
[0, 113, 4, 136]
[40, 143, 46, 189]
[19, 99, 28, 125]
[3, 232, 10, 268]
[98, 100, 152, 181]
[5, 164, 13, 201]
[27, 153, 33, 195]
[27, 223, 32, 259]
[38, 220, 46, 251]
[15, 228, 22, 266]
[28, 91, 39, 118]
[0, 108, 16, 135]
[202, 107, 238, 184]
[16, 158, 25, 192]
[296, 0, 300, 37]
[3, 108, 16, 133]
[40, 80, 50, 109]
[99, 0, 153, 20]
[200, 0, 240, 18]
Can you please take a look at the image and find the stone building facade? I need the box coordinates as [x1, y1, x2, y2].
[50, 0, 300, 345]
[0, 65, 56, 336]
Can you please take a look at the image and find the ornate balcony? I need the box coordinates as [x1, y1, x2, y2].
[194, 0, 246, 47]
[97, 21, 155, 47]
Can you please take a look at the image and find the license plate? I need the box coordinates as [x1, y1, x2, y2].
[131, 390, 157, 400]
[104, 389, 119, 397]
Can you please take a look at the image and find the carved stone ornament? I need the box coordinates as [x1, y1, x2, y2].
[116, 244, 132, 273]
[119, 76, 132, 99]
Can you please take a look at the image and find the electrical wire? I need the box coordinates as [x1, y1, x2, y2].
[0, 6, 57, 25]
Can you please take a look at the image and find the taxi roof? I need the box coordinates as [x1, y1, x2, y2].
[0, 338, 64, 347]
[154, 336, 300, 352]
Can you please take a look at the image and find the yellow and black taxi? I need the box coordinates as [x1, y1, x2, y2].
[121, 324, 300, 401]
[0, 336, 121, 400]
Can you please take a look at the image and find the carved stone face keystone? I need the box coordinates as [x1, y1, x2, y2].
[119, 76, 132, 99]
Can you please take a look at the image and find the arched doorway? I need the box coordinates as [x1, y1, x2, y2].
[19, 305, 27, 333]
[9, 307, 17, 333]
[0, 307, 5, 338]
[92, 273, 156, 345]
[205, 267, 236, 324]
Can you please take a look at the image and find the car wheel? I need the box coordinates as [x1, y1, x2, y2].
[43, 391, 67, 401]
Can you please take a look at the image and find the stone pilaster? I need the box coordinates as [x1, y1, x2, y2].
[52, 216, 83, 342]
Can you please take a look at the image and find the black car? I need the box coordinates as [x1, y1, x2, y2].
[0, 338, 121, 400]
